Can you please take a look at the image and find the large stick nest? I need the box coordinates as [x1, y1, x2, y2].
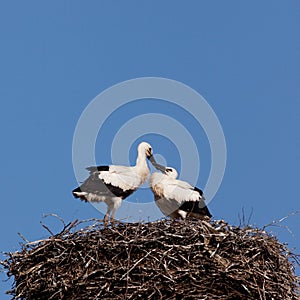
[1, 219, 299, 299]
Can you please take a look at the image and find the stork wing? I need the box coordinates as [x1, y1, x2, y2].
[73, 171, 136, 199]
[85, 165, 142, 190]
[162, 181, 202, 204]
[74, 172, 114, 196]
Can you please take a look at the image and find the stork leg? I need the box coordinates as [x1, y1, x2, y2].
[110, 198, 122, 225]
[103, 207, 112, 226]
[110, 209, 117, 226]
[103, 212, 109, 226]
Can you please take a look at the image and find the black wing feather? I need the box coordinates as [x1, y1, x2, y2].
[72, 172, 135, 199]
[178, 186, 211, 218]
[193, 186, 204, 196]
[179, 200, 212, 218]
[86, 166, 110, 173]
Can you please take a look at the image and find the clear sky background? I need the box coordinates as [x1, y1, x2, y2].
[1, 1, 300, 297]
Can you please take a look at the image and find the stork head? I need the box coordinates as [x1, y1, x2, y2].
[164, 167, 178, 179]
[138, 142, 153, 159]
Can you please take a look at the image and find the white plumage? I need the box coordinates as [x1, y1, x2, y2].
[72, 142, 153, 223]
[150, 165, 212, 220]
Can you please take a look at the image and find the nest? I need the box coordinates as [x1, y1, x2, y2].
[1, 219, 299, 300]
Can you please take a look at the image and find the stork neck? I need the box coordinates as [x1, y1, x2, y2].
[135, 154, 149, 183]
[135, 153, 148, 169]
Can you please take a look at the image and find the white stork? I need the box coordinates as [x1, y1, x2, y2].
[149, 158, 212, 220]
[72, 142, 153, 223]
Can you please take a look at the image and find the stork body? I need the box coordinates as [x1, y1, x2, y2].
[150, 167, 211, 220]
[72, 142, 153, 223]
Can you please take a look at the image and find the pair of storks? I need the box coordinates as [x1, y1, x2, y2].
[72, 142, 211, 223]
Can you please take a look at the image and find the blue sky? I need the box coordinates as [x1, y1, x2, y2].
[1, 1, 300, 297]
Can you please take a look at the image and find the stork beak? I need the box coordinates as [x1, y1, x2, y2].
[146, 148, 153, 159]
[148, 155, 166, 173]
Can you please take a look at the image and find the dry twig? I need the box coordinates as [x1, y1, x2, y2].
[1, 219, 299, 299]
